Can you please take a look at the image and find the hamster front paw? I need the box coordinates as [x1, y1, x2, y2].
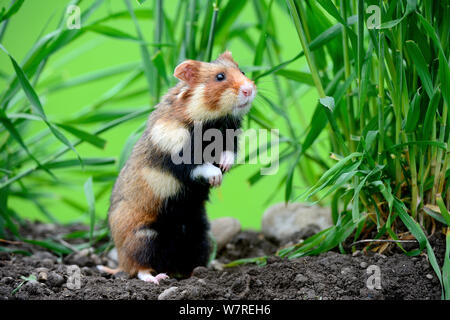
[191, 163, 223, 187]
[219, 150, 235, 172]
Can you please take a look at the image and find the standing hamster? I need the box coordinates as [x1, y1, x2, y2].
[97, 51, 256, 283]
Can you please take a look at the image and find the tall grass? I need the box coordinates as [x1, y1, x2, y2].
[0, 0, 449, 299]
[276, 0, 450, 299]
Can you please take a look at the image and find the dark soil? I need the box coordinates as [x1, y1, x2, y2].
[0, 221, 445, 300]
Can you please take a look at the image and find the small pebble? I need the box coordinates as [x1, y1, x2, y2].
[66, 248, 94, 267]
[192, 266, 208, 278]
[1, 276, 14, 285]
[360, 262, 368, 269]
[81, 267, 93, 276]
[375, 253, 387, 259]
[90, 254, 102, 266]
[33, 251, 57, 262]
[426, 274, 433, 280]
[225, 243, 236, 250]
[158, 286, 178, 300]
[37, 271, 48, 282]
[294, 274, 308, 283]
[113, 271, 130, 280]
[47, 272, 65, 287]
[352, 250, 361, 257]
[41, 258, 54, 268]
[210, 217, 241, 251]
[106, 259, 118, 269]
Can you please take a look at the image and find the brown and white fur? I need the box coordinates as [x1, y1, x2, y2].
[97, 51, 256, 284]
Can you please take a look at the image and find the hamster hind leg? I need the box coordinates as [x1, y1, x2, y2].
[113, 225, 163, 281]
[109, 201, 164, 281]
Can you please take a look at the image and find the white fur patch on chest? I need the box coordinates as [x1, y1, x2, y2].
[141, 167, 182, 198]
[150, 119, 190, 154]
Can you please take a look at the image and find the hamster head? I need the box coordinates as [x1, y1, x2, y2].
[173, 51, 257, 122]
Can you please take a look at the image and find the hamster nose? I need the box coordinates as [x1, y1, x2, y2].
[241, 85, 253, 97]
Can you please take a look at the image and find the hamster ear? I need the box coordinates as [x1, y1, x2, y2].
[215, 50, 238, 67]
[174, 60, 199, 84]
[218, 50, 233, 61]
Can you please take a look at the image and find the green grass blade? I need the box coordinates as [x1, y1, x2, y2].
[443, 230, 450, 300]
[118, 122, 146, 170]
[46, 158, 115, 170]
[215, 0, 247, 42]
[84, 177, 96, 246]
[0, 0, 24, 23]
[252, 0, 274, 79]
[56, 124, 106, 149]
[405, 41, 434, 99]
[436, 195, 450, 226]
[0, 44, 82, 165]
[124, 0, 156, 103]
[274, 69, 314, 86]
[22, 239, 72, 255]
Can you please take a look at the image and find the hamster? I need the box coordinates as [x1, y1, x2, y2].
[97, 51, 256, 283]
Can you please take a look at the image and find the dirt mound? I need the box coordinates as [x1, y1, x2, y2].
[0, 222, 444, 300]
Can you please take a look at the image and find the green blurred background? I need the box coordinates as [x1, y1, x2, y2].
[0, 0, 322, 229]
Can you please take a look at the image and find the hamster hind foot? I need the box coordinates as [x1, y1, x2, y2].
[137, 269, 169, 284]
[96, 265, 122, 275]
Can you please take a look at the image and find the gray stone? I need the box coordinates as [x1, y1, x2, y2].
[37, 271, 48, 282]
[90, 253, 102, 266]
[1, 277, 13, 285]
[33, 251, 57, 262]
[106, 248, 119, 268]
[192, 266, 208, 278]
[40, 258, 54, 268]
[352, 250, 361, 257]
[210, 217, 241, 250]
[66, 248, 92, 267]
[261, 202, 332, 241]
[295, 273, 308, 283]
[34, 223, 57, 234]
[47, 272, 65, 287]
[65, 248, 102, 267]
[158, 286, 179, 300]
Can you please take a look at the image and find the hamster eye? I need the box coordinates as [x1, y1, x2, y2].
[216, 73, 226, 81]
[240, 70, 245, 75]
